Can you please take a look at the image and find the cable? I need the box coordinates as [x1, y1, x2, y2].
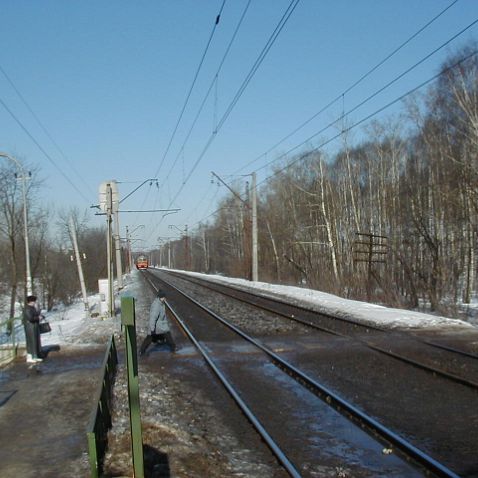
[168, 0, 301, 207]
[233, 0, 461, 174]
[216, 0, 300, 133]
[0, 64, 95, 196]
[144, 0, 301, 245]
[188, 47, 478, 230]
[157, 3, 471, 239]
[253, 16, 478, 175]
[154, 0, 227, 178]
[185, 181, 219, 223]
[158, 0, 252, 190]
[0, 96, 91, 203]
[256, 49, 478, 189]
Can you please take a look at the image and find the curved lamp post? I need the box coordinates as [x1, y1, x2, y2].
[0, 152, 33, 295]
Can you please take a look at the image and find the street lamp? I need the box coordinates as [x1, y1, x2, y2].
[0, 152, 33, 295]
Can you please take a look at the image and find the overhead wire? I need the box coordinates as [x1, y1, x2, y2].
[0, 64, 95, 197]
[232, 0, 461, 175]
[190, 47, 478, 228]
[215, 0, 301, 133]
[0, 96, 92, 203]
[144, 0, 301, 245]
[169, 4, 475, 234]
[256, 49, 478, 189]
[153, 0, 227, 178]
[167, 0, 301, 208]
[158, 0, 252, 190]
[252, 16, 478, 176]
[189, 39, 478, 228]
[185, 180, 220, 224]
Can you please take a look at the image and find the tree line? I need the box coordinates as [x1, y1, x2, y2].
[162, 44, 478, 317]
[0, 166, 108, 319]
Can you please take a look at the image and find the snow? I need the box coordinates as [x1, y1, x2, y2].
[40, 295, 102, 347]
[163, 268, 476, 331]
[21, 267, 475, 350]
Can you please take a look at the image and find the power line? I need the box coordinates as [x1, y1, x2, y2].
[233, 0, 461, 175]
[0, 64, 95, 196]
[216, 0, 300, 133]
[158, 0, 252, 190]
[168, 0, 301, 207]
[253, 16, 478, 175]
[154, 0, 227, 178]
[256, 49, 478, 188]
[0, 95, 92, 203]
[144, 0, 301, 245]
[189, 48, 477, 230]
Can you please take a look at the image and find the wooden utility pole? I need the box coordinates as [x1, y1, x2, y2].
[354, 232, 388, 301]
[211, 171, 258, 281]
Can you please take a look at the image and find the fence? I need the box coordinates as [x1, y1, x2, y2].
[86, 334, 118, 478]
[0, 317, 22, 367]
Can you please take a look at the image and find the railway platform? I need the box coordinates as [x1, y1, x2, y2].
[0, 346, 110, 477]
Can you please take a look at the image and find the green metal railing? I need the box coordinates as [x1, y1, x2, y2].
[0, 317, 21, 366]
[86, 334, 118, 478]
[121, 296, 144, 478]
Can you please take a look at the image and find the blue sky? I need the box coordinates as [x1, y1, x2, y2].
[1, 0, 477, 250]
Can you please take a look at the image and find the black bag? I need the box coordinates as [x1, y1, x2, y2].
[39, 321, 51, 334]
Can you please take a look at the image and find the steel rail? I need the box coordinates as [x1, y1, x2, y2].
[149, 271, 460, 478]
[168, 270, 478, 360]
[164, 271, 478, 389]
[141, 272, 302, 478]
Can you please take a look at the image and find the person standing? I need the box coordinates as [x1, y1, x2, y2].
[23, 295, 42, 363]
[139, 293, 176, 355]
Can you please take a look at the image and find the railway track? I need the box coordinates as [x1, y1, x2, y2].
[140, 269, 471, 477]
[162, 269, 478, 390]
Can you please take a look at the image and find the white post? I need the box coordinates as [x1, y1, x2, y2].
[69, 217, 89, 317]
[112, 192, 123, 289]
[251, 172, 258, 282]
[126, 226, 132, 273]
[106, 184, 114, 317]
[20, 172, 33, 295]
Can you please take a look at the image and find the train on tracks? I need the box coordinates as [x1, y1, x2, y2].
[135, 255, 149, 269]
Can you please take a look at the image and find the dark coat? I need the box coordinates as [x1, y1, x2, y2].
[23, 304, 40, 324]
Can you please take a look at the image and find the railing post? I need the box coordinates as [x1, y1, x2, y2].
[121, 296, 144, 477]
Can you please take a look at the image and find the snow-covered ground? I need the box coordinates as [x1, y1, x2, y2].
[160, 268, 477, 331]
[4, 268, 475, 352]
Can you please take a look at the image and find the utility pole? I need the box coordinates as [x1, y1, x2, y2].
[112, 184, 123, 289]
[106, 184, 114, 317]
[251, 172, 258, 281]
[69, 217, 89, 317]
[0, 153, 33, 295]
[126, 226, 132, 273]
[99, 181, 116, 318]
[211, 171, 258, 281]
[353, 232, 388, 301]
[184, 225, 191, 270]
